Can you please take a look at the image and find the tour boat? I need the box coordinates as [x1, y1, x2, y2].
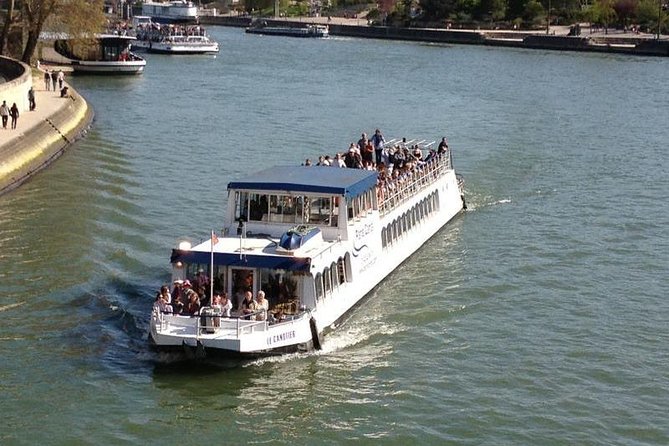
[133, 23, 219, 54]
[245, 22, 329, 38]
[141, 0, 199, 24]
[149, 138, 465, 357]
[53, 35, 146, 75]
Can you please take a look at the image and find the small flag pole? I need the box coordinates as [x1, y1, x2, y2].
[210, 230, 218, 304]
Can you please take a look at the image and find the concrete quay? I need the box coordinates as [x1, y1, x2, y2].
[201, 15, 669, 57]
[0, 57, 93, 196]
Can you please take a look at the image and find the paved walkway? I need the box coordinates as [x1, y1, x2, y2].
[0, 70, 73, 153]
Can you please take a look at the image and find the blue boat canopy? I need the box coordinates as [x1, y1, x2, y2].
[227, 166, 378, 200]
[171, 249, 311, 272]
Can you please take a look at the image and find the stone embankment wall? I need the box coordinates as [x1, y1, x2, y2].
[0, 56, 94, 195]
[0, 57, 31, 113]
[200, 16, 669, 56]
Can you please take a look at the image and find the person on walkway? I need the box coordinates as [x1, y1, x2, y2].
[50, 71, 57, 92]
[0, 101, 9, 129]
[57, 70, 64, 90]
[9, 103, 19, 129]
[44, 70, 51, 90]
[28, 87, 36, 111]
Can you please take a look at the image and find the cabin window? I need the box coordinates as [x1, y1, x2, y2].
[323, 267, 332, 295]
[337, 258, 346, 284]
[258, 269, 299, 309]
[235, 191, 250, 222]
[344, 252, 353, 282]
[212, 266, 227, 293]
[331, 262, 338, 288]
[428, 195, 433, 214]
[269, 194, 301, 224]
[308, 197, 332, 225]
[249, 193, 268, 221]
[381, 227, 387, 248]
[347, 201, 354, 220]
[433, 191, 440, 211]
[315, 273, 324, 300]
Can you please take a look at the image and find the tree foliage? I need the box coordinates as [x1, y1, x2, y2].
[0, 0, 106, 62]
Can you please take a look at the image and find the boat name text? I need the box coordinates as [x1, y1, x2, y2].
[267, 330, 296, 346]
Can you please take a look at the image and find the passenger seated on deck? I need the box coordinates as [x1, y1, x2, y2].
[271, 309, 286, 324]
[240, 291, 257, 320]
[219, 292, 232, 317]
[255, 290, 269, 321]
[60, 86, 69, 98]
[171, 280, 184, 313]
[154, 289, 173, 313]
[185, 289, 200, 315]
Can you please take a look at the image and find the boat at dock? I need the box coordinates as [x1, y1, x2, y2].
[51, 35, 146, 74]
[245, 21, 329, 38]
[133, 22, 219, 54]
[149, 136, 465, 357]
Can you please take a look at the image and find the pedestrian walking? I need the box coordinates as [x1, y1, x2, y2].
[9, 103, 19, 129]
[57, 70, 64, 90]
[50, 70, 57, 92]
[0, 101, 9, 129]
[28, 87, 36, 111]
[44, 70, 51, 90]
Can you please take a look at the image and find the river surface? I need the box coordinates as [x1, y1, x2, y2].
[1, 27, 668, 444]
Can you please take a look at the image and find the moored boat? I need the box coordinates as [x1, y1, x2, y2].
[149, 135, 465, 358]
[133, 23, 219, 54]
[53, 35, 146, 75]
[245, 22, 329, 38]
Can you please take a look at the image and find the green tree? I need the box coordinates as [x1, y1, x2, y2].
[636, 0, 667, 33]
[0, 0, 17, 55]
[20, 0, 106, 63]
[592, 0, 617, 32]
[523, 0, 545, 25]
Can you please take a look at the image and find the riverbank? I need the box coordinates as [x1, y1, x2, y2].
[201, 15, 669, 57]
[0, 63, 93, 195]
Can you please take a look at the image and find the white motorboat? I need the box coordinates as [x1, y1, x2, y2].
[53, 35, 146, 74]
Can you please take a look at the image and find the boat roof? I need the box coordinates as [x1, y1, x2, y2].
[227, 166, 378, 199]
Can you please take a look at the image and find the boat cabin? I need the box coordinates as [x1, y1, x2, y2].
[169, 166, 380, 318]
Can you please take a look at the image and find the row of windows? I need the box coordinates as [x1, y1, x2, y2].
[234, 192, 339, 227]
[314, 254, 352, 301]
[347, 189, 377, 221]
[381, 191, 440, 248]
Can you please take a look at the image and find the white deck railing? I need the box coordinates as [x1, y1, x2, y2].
[377, 151, 453, 216]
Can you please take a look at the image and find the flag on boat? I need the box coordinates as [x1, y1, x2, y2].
[211, 231, 219, 246]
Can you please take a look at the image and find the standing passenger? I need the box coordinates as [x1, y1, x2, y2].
[44, 71, 51, 90]
[370, 128, 386, 166]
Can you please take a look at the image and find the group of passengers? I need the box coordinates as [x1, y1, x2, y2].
[135, 22, 208, 41]
[304, 129, 449, 173]
[302, 129, 450, 202]
[153, 275, 282, 323]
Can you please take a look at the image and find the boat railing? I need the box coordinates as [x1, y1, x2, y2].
[194, 307, 307, 339]
[377, 150, 452, 216]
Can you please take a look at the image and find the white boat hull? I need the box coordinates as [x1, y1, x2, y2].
[71, 60, 146, 74]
